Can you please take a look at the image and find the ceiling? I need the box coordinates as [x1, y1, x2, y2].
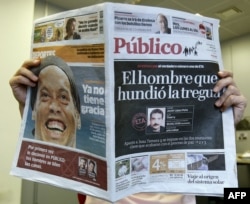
[45, 0, 250, 42]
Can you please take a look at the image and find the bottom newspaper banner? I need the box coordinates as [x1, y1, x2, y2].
[16, 140, 107, 190]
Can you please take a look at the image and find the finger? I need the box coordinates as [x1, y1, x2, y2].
[13, 59, 40, 82]
[21, 59, 40, 70]
[217, 70, 233, 78]
[214, 85, 240, 107]
[9, 75, 37, 89]
[10, 68, 38, 87]
[16, 66, 38, 82]
[233, 96, 248, 124]
[220, 94, 247, 124]
[213, 75, 236, 93]
[14, 59, 40, 77]
[218, 94, 243, 112]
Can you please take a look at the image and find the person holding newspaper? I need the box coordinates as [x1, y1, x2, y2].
[9, 58, 247, 204]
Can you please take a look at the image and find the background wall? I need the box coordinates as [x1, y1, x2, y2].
[0, 0, 35, 204]
[221, 34, 250, 117]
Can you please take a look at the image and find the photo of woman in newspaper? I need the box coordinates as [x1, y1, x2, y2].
[29, 55, 81, 147]
[87, 159, 97, 181]
[64, 17, 81, 40]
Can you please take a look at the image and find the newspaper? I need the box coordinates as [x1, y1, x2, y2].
[11, 2, 237, 202]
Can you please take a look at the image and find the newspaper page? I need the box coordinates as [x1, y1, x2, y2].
[10, 2, 237, 202]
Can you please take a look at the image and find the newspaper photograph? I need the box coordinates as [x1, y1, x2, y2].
[10, 2, 237, 202]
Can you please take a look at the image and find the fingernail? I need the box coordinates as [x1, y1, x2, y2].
[213, 87, 218, 93]
[215, 100, 221, 107]
[34, 59, 40, 63]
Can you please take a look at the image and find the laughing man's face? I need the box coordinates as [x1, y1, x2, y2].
[33, 65, 79, 147]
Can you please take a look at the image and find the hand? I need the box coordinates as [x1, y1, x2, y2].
[213, 70, 247, 124]
[9, 59, 40, 115]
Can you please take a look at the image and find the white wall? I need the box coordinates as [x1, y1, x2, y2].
[0, 0, 35, 204]
[221, 34, 250, 117]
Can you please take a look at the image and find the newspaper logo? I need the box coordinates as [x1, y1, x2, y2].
[132, 113, 147, 131]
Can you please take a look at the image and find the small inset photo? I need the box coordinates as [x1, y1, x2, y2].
[87, 159, 97, 181]
[131, 156, 148, 173]
[187, 153, 225, 171]
[78, 157, 87, 176]
[115, 159, 130, 178]
[146, 107, 166, 134]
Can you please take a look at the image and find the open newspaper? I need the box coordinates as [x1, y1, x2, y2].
[11, 2, 237, 202]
